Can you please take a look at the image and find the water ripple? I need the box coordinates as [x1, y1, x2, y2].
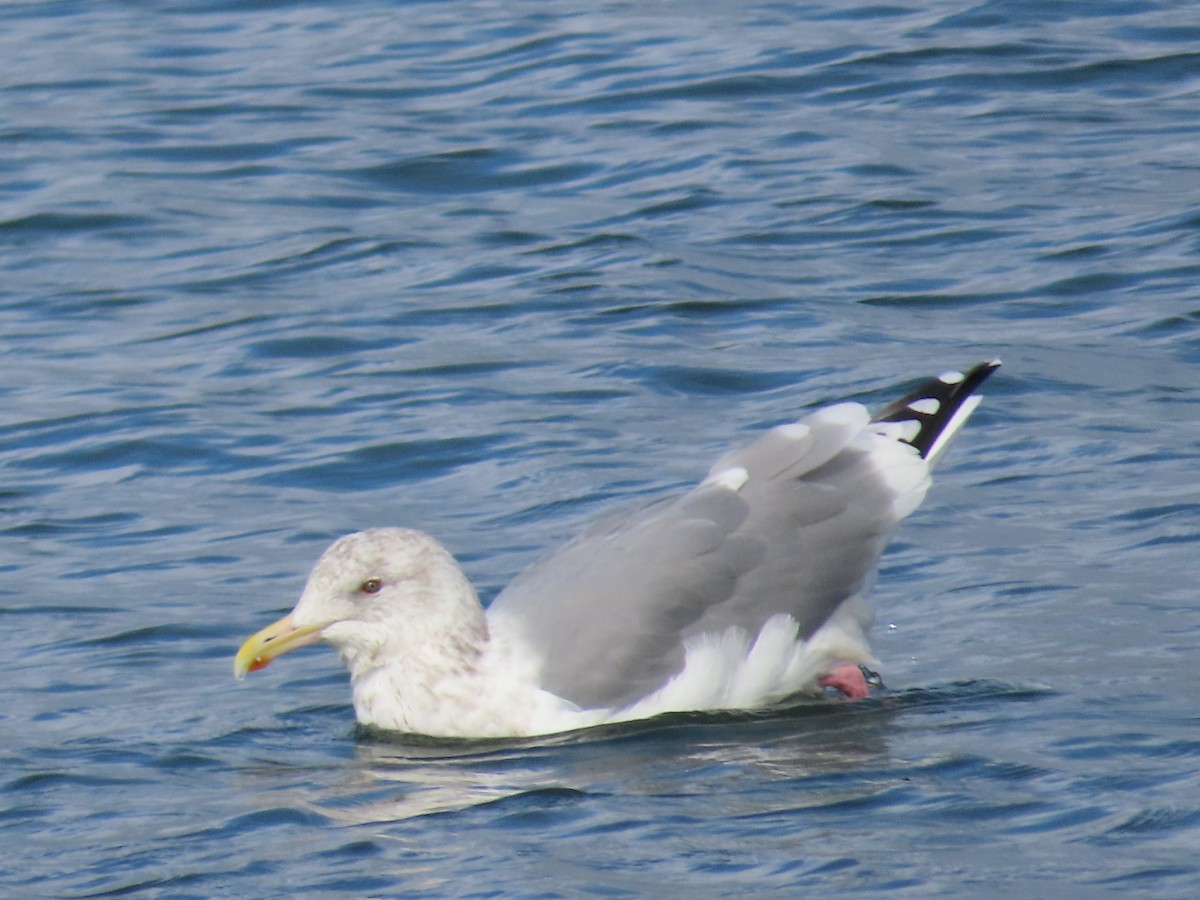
[3, 1, 1200, 896]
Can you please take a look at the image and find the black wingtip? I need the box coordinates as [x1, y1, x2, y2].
[872, 359, 1001, 459]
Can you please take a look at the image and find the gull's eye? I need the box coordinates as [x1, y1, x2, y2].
[360, 578, 383, 595]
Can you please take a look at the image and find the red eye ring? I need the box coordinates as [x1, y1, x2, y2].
[360, 578, 383, 595]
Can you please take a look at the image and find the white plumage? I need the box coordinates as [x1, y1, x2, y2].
[235, 361, 999, 738]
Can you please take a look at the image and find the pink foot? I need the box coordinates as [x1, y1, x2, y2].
[818, 663, 871, 699]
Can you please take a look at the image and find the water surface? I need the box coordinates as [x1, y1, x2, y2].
[3, 1, 1199, 896]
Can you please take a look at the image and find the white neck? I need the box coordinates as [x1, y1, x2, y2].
[333, 592, 590, 738]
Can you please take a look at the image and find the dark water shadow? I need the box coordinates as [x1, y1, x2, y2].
[310, 680, 1053, 824]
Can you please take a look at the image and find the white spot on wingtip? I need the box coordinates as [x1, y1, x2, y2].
[706, 466, 749, 492]
[938, 370, 965, 385]
[871, 419, 922, 443]
[908, 397, 940, 415]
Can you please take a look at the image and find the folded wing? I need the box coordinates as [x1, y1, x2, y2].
[489, 361, 999, 711]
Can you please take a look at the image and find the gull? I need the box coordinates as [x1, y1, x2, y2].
[235, 361, 999, 738]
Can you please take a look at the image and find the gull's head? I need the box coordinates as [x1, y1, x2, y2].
[234, 527, 484, 679]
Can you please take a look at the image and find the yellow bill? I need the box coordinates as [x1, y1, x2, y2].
[234, 612, 327, 678]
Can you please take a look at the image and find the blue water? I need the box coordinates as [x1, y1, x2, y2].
[3, 0, 1200, 895]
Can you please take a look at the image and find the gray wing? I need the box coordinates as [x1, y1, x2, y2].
[489, 360, 999, 711]
[488, 403, 899, 710]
